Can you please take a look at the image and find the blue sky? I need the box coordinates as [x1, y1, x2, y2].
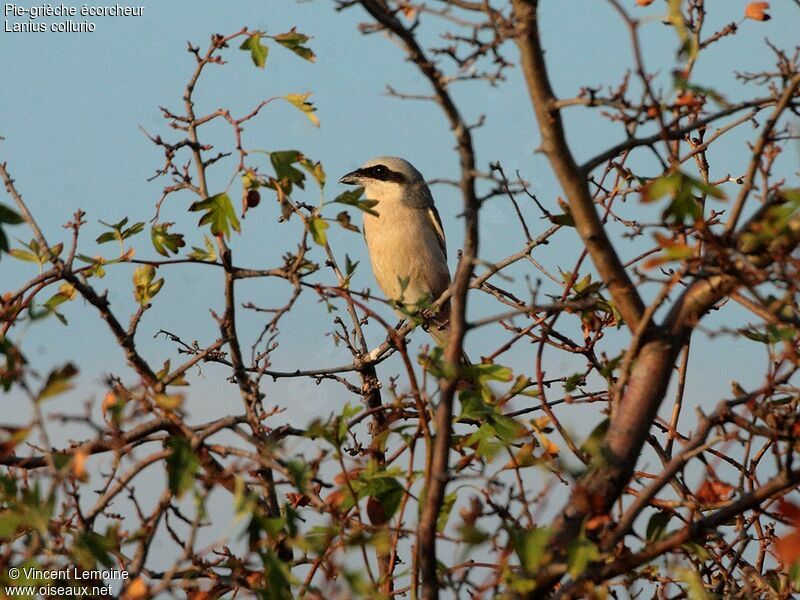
[1, 0, 797, 485]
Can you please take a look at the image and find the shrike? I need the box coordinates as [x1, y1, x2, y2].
[339, 157, 452, 345]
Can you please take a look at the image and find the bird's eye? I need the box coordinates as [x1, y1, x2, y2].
[373, 165, 387, 176]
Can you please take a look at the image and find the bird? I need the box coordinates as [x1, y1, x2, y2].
[339, 156, 452, 346]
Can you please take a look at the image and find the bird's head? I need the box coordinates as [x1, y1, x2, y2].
[339, 157, 430, 206]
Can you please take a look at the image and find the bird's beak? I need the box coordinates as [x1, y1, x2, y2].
[338, 169, 362, 185]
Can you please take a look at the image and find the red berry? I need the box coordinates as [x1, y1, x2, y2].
[246, 189, 261, 208]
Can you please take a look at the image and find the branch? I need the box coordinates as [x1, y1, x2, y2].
[582, 95, 793, 174]
[354, 2, 479, 597]
[558, 467, 800, 598]
[0, 162, 160, 386]
[724, 72, 800, 232]
[535, 196, 800, 595]
[510, 0, 645, 332]
[0, 414, 251, 470]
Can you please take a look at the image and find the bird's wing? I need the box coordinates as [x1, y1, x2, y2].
[426, 205, 447, 259]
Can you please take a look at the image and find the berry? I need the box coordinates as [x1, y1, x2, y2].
[246, 189, 261, 208]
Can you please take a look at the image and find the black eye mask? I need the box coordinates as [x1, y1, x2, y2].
[360, 165, 406, 183]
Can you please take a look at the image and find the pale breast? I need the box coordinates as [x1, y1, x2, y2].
[363, 200, 450, 307]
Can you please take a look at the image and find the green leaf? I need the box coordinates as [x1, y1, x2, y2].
[116, 225, 140, 246]
[682, 541, 710, 561]
[564, 372, 584, 393]
[41, 283, 75, 325]
[0, 338, 27, 392]
[681, 566, 714, 600]
[299, 158, 325, 188]
[458, 524, 490, 546]
[12, 239, 63, 266]
[490, 415, 525, 442]
[508, 375, 538, 398]
[96, 217, 145, 245]
[9, 248, 39, 263]
[573, 273, 601, 296]
[332, 187, 379, 216]
[600, 353, 623, 382]
[165, 437, 198, 497]
[241, 169, 260, 191]
[47, 242, 64, 259]
[151, 223, 186, 257]
[233, 477, 257, 520]
[0, 485, 53, 540]
[466, 362, 513, 384]
[767, 324, 797, 343]
[155, 359, 188, 387]
[43, 283, 76, 312]
[667, 0, 696, 60]
[272, 28, 315, 62]
[239, 33, 269, 68]
[0, 205, 24, 257]
[309, 216, 328, 246]
[38, 363, 78, 401]
[284, 93, 319, 127]
[0, 204, 24, 225]
[792, 562, 800, 591]
[72, 530, 115, 569]
[642, 173, 682, 203]
[781, 188, 800, 204]
[0, 512, 24, 540]
[344, 254, 359, 277]
[692, 178, 726, 200]
[96, 232, 117, 244]
[646, 510, 671, 542]
[287, 460, 310, 493]
[438, 492, 457, 532]
[155, 393, 183, 410]
[459, 390, 493, 421]
[74, 254, 106, 278]
[739, 324, 797, 345]
[738, 193, 800, 257]
[189, 192, 240, 240]
[567, 534, 600, 578]
[548, 212, 575, 227]
[262, 549, 294, 600]
[736, 328, 770, 344]
[580, 418, 609, 459]
[515, 527, 553, 572]
[132, 264, 164, 304]
[187, 235, 217, 261]
[465, 423, 503, 458]
[642, 171, 725, 225]
[366, 477, 404, 522]
[267, 150, 306, 197]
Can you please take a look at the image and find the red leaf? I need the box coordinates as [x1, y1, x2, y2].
[745, 2, 771, 21]
[285, 492, 311, 509]
[776, 530, 800, 568]
[775, 499, 800, 570]
[367, 496, 387, 525]
[778, 499, 800, 523]
[695, 478, 733, 505]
